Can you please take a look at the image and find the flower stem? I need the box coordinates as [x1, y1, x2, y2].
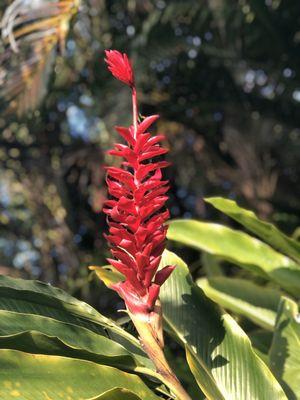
[132, 86, 138, 139]
[130, 311, 192, 400]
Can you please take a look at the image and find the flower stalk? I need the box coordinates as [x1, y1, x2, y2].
[103, 50, 191, 400]
[132, 86, 138, 138]
[129, 307, 192, 400]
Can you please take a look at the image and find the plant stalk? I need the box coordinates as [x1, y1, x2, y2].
[130, 310, 192, 400]
[132, 86, 138, 139]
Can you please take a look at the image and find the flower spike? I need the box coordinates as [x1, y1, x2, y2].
[102, 50, 192, 400]
[103, 49, 174, 316]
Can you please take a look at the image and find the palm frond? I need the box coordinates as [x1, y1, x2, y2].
[0, 0, 80, 116]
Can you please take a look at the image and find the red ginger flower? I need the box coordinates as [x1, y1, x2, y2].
[103, 50, 175, 315]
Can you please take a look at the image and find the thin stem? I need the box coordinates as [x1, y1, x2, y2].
[132, 86, 138, 139]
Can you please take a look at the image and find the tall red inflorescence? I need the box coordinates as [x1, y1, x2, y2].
[103, 50, 175, 315]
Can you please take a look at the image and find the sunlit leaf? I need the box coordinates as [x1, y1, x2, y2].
[167, 220, 300, 296]
[269, 297, 300, 400]
[197, 277, 280, 330]
[92, 388, 145, 400]
[0, 349, 159, 400]
[90, 265, 124, 288]
[0, 309, 137, 369]
[205, 197, 300, 262]
[160, 250, 287, 400]
[0, 275, 152, 370]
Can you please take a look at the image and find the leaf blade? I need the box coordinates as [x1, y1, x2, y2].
[197, 277, 280, 330]
[0, 309, 137, 369]
[160, 250, 288, 400]
[0, 349, 159, 400]
[205, 197, 300, 262]
[167, 219, 300, 296]
[0, 275, 152, 370]
[269, 297, 300, 400]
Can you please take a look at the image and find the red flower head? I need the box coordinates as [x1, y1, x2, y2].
[103, 49, 175, 315]
[104, 50, 134, 87]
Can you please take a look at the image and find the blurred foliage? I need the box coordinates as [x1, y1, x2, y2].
[0, 0, 299, 305]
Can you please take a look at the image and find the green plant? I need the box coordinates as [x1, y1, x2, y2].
[0, 0, 80, 115]
[167, 197, 300, 399]
[0, 37, 300, 398]
[0, 197, 299, 398]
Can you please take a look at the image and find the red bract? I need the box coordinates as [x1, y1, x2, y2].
[104, 50, 134, 87]
[104, 49, 175, 315]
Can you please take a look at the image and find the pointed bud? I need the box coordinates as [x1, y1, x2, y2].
[104, 50, 134, 86]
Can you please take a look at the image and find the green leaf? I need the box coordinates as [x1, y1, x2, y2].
[0, 275, 110, 333]
[0, 309, 137, 369]
[269, 297, 300, 400]
[90, 265, 124, 288]
[167, 219, 300, 296]
[205, 197, 300, 262]
[92, 388, 144, 399]
[0, 349, 159, 400]
[185, 347, 224, 400]
[201, 253, 224, 277]
[0, 275, 152, 370]
[249, 330, 273, 365]
[164, 347, 205, 399]
[197, 277, 280, 330]
[160, 250, 288, 400]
